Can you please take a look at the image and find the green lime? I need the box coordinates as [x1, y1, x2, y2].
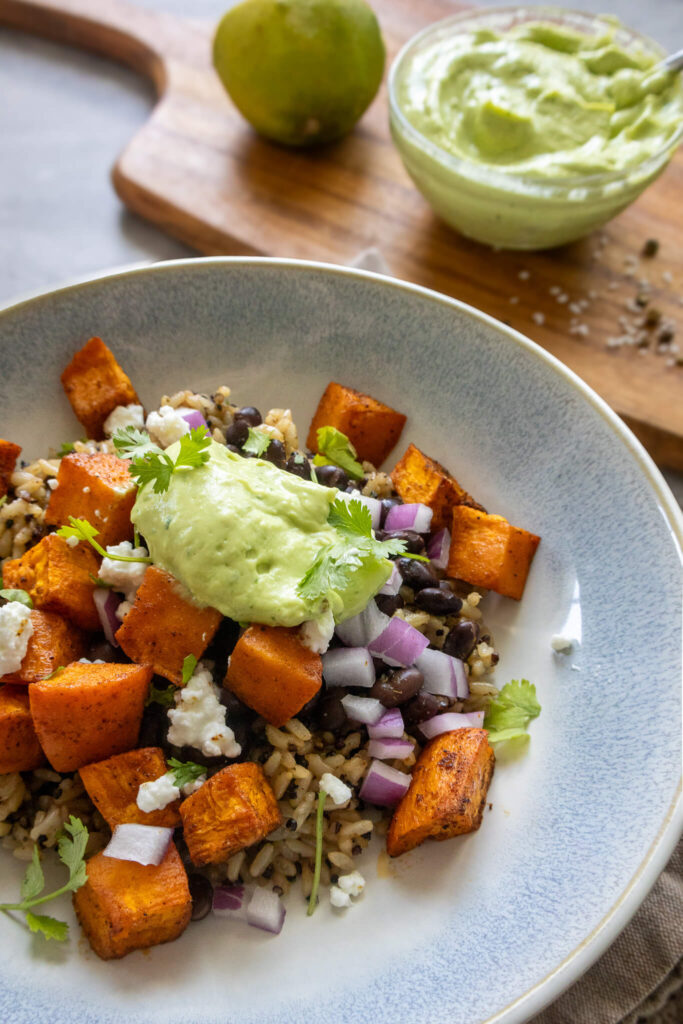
[213, 0, 386, 147]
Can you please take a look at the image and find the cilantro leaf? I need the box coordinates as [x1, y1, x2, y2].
[0, 816, 88, 941]
[45, 666, 65, 680]
[328, 497, 373, 538]
[58, 816, 89, 888]
[128, 451, 175, 493]
[484, 679, 541, 745]
[167, 757, 205, 789]
[21, 847, 45, 903]
[314, 426, 364, 480]
[242, 428, 271, 457]
[0, 495, 7, 509]
[57, 517, 151, 563]
[146, 682, 175, 708]
[89, 573, 114, 589]
[112, 426, 161, 461]
[0, 588, 33, 608]
[181, 654, 197, 685]
[174, 426, 212, 470]
[25, 912, 69, 942]
[297, 542, 365, 604]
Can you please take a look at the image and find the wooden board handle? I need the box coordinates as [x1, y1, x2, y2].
[0, 0, 197, 91]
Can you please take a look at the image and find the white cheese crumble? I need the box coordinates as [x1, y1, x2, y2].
[103, 403, 145, 437]
[299, 608, 335, 654]
[65, 535, 79, 548]
[0, 602, 34, 676]
[320, 772, 352, 806]
[330, 886, 352, 908]
[551, 634, 574, 653]
[167, 663, 241, 758]
[337, 871, 365, 897]
[98, 542, 149, 602]
[116, 600, 133, 623]
[145, 405, 194, 449]
[136, 771, 207, 813]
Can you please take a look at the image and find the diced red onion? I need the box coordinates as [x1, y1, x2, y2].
[335, 600, 389, 647]
[384, 502, 433, 534]
[246, 886, 286, 935]
[213, 883, 252, 921]
[341, 694, 385, 725]
[322, 647, 375, 689]
[103, 824, 173, 866]
[427, 528, 451, 570]
[379, 563, 401, 596]
[419, 711, 485, 740]
[181, 409, 208, 431]
[338, 491, 382, 530]
[368, 616, 429, 667]
[93, 587, 121, 647]
[367, 737, 414, 760]
[359, 759, 411, 807]
[367, 707, 404, 739]
[415, 648, 468, 700]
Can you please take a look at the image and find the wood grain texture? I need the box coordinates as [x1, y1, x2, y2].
[1, 0, 681, 468]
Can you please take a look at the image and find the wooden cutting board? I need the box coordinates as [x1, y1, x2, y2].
[2, 0, 682, 469]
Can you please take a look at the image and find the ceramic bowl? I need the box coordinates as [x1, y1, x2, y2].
[0, 258, 680, 1024]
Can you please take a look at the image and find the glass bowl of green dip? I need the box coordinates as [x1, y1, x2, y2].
[388, 6, 683, 250]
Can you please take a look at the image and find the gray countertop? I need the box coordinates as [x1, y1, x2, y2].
[1, 0, 681, 501]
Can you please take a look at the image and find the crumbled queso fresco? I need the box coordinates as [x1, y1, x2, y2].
[330, 870, 366, 908]
[145, 405, 195, 448]
[299, 609, 335, 654]
[102, 403, 145, 437]
[136, 770, 206, 813]
[98, 542, 149, 602]
[0, 601, 34, 676]
[167, 662, 241, 758]
[320, 772, 352, 806]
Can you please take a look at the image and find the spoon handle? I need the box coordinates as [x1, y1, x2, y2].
[661, 47, 683, 72]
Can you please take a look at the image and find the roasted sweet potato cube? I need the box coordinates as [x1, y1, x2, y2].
[115, 566, 221, 684]
[0, 439, 21, 499]
[225, 625, 322, 727]
[61, 337, 139, 440]
[386, 729, 494, 857]
[391, 443, 481, 530]
[0, 610, 88, 685]
[73, 841, 191, 960]
[447, 506, 540, 600]
[306, 381, 406, 467]
[180, 762, 281, 866]
[45, 452, 136, 547]
[79, 747, 181, 828]
[0, 685, 46, 773]
[29, 662, 152, 772]
[2, 534, 100, 631]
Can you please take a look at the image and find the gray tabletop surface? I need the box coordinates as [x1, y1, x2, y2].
[1, 0, 682, 514]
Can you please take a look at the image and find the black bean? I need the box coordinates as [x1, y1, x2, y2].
[376, 530, 426, 555]
[137, 705, 165, 748]
[226, 444, 242, 454]
[263, 439, 286, 469]
[403, 690, 450, 726]
[234, 406, 262, 426]
[316, 688, 347, 732]
[314, 464, 348, 489]
[414, 588, 463, 615]
[396, 556, 439, 591]
[286, 453, 313, 479]
[380, 497, 401, 527]
[188, 874, 213, 921]
[86, 639, 126, 664]
[374, 593, 404, 616]
[224, 418, 249, 447]
[442, 620, 480, 661]
[369, 667, 424, 708]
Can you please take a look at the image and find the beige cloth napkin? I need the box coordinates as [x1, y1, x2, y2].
[348, 247, 683, 1024]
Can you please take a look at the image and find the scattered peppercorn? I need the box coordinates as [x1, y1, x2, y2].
[644, 307, 662, 328]
[635, 292, 649, 308]
[658, 327, 675, 346]
[642, 238, 659, 258]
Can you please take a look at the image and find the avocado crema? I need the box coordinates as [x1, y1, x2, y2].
[398, 22, 683, 177]
[131, 440, 391, 627]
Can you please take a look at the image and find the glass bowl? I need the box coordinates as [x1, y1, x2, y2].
[388, 6, 683, 250]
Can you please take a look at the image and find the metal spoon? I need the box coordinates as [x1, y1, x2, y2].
[658, 48, 683, 73]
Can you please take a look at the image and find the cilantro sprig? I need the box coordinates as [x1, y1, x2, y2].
[0, 816, 88, 941]
[297, 498, 426, 604]
[313, 426, 364, 480]
[0, 588, 33, 608]
[146, 681, 175, 708]
[113, 424, 211, 494]
[57, 517, 152, 564]
[181, 654, 197, 684]
[242, 428, 271, 458]
[484, 679, 541, 745]
[307, 788, 327, 917]
[167, 758, 205, 789]
[0, 495, 8, 509]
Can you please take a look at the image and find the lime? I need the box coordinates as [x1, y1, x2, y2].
[213, 0, 386, 147]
